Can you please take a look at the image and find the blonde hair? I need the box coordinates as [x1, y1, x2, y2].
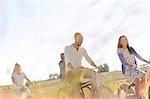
[74, 32, 82, 39]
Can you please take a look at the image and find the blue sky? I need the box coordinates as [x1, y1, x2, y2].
[0, 0, 150, 85]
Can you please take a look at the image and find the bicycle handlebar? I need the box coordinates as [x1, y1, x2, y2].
[76, 67, 100, 71]
[76, 63, 150, 71]
[137, 63, 150, 67]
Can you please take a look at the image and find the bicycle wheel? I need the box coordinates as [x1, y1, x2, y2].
[117, 83, 135, 99]
[95, 85, 115, 99]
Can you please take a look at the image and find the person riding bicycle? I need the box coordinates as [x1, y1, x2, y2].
[64, 32, 98, 98]
[59, 53, 66, 81]
[117, 35, 150, 99]
[11, 63, 32, 99]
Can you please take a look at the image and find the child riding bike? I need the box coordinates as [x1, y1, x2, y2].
[11, 63, 32, 99]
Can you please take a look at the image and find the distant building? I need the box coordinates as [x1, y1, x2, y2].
[49, 73, 60, 80]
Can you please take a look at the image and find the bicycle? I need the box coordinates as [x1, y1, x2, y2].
[58, 67, 115, 99]
[117, 64, 150, 99]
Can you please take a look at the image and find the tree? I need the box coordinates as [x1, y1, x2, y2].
[97, 63, 109, 73]
[103, 63, 109, 72]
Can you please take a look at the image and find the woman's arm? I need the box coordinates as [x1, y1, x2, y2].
[130, 47, 148, 63]
[118, 52, 128, 66]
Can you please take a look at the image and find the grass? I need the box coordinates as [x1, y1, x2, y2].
[98, 71, 125, 92]
[0, 71, 130, 98]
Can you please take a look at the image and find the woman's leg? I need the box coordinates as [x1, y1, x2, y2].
[140, 72, 149, 98]
[134, 78, 141, 99]
[140, 72, 149, 91]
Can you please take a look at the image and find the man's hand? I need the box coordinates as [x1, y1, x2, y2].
[68, 63, 75, 70]
[147, 60, 150, 64]
[91, 61, 97, 68]
[28, 81, 32, 86]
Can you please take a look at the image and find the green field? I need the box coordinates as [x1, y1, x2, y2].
[1, 70, 148, 99]
[0, 71, 125, 99]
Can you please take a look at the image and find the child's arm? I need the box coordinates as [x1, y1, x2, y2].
[12, 76, 20, 86]
[24, 74, 32, 84]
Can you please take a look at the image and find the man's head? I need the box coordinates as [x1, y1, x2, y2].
[74, 32, 83, 47]
[60, 53, 64, 60]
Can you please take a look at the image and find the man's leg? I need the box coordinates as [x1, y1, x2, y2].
[66, 70, 83, 99]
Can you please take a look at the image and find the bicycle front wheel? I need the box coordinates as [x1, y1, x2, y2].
[95, 85, 115, 99]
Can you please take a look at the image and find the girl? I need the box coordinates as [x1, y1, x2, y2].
[11, 63, 32, 99]
[117, 35, 150, 99]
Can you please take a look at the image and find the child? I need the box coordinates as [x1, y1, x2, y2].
[11, 63, 32, 99]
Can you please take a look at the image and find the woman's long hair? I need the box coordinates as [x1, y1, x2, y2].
[12, 63, 21, 74]
[117, 35, 131, 53]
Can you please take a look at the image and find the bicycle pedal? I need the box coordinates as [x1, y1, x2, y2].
[128, 83, 135, 89]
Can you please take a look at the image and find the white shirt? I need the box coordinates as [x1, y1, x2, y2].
[64, 44, 93, 73]
[11, 72, 25, 85]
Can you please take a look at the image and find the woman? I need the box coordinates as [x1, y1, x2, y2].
[11, 63, 32, 99]
[117, 35, 150, 99]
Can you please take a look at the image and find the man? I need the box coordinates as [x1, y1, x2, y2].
[64, 32, 97, 97]
[59, 53, 66, 81]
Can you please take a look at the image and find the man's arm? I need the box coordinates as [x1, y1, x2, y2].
[91, 61, 97, 67]
[83, 48, 97, 68]
[64, 46, 74, 71]
[67, 63, 74, 70]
